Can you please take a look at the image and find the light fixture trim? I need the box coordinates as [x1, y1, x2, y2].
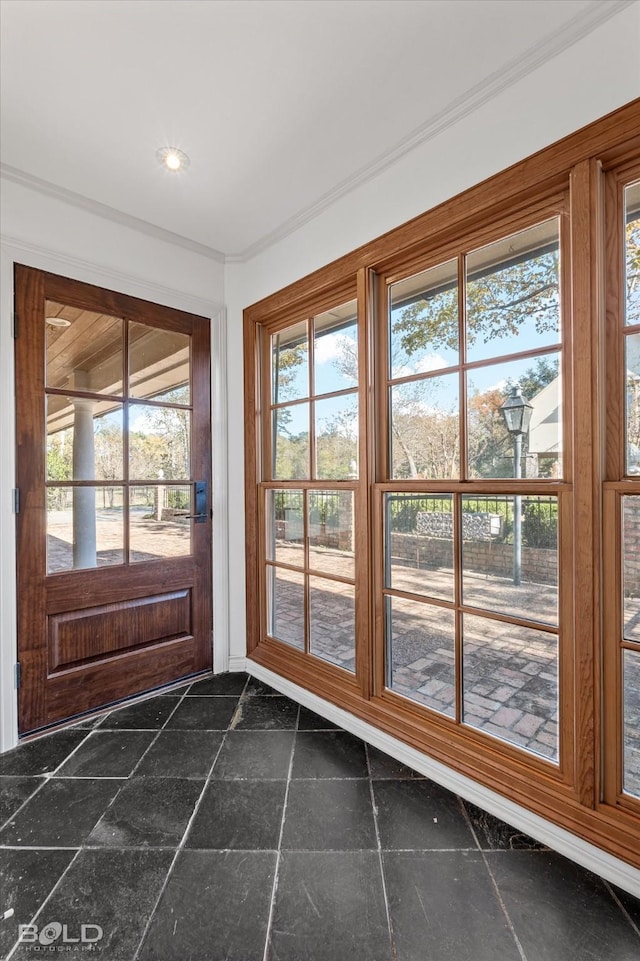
[157, 146, 190, 173]
[45, 316, 71, 328]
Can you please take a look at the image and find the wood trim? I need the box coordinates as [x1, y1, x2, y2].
[568, 159, 601, 807]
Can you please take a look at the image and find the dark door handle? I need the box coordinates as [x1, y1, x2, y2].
[185, 481, 208, 523]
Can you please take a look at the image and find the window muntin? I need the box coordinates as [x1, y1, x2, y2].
[387, 219, 562, 483]
[270, 301, 358, 482]
[264, 486, 357, 674]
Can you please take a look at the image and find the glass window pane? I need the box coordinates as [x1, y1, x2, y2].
[389, 259, 459, 377]
[626, 333, 640, 475]
[385, 493, 454, 603]
[390, 373, 459, 479]
[462, 495, 558, 627]
[129, 404, 190, 480]
[272, 321, 308, 404]
[309, 576, 355, 672]
[309, 491, 355, 579]
[463, 614, 558, 762]
[47, 486, 124, 573]
[129, 322, 190, 402]
[129, 485, 191, 562]
[467, 353, 561, 479]
[465, 218, 560, 364]
[625, 181, 640, 327]
[272, 404, 309, 480]
[315, 394, 358, 479]
[386, 596, 455, 718]
[45, 301, 123, 395]
[267, 567, 305, 650]
[623, 649, 640, 798]
[47, 403, 124, 483]
[313, 301, 358, 395]
[623, 497, 640, 642]
[267, 489, 304, 567]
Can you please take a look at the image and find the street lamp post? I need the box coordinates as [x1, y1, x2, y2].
[499, 387, 533, 587]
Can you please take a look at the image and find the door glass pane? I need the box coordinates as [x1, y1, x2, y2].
[465, 218, 560, 364]
[385, 493, 454, 602]
[129, 405, 190, 480]
[267, 489, 304, 567]
[308, 491, 355, 579]
[309, 576, 355, 672]
[129, 485, 191, 561]
[390, 373, 459, 479]
[623, 496, 640, 642]
[386, 596, 455, 718]
[272, 404, 309, 479]
[467, 353, 561, 479]
[313, 301, 358, 395]
[47, 403, 124, 483]
[272, 321, 308, 403]
[462, 614, 558, 762]
[626, 333, 640, 476]
[315, 393, 358, 479]
[461, 495, 558, 626]
[267, 567, 305, 650]
[45, 301, 123, 395]
[128, 322, 191, 402]
[625, 180, 640, 327]
[47, 486, 124, 573]
[389, 259, 459, 376]
[623, 649, 640, 798]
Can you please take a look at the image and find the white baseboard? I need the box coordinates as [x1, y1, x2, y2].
[246, 661, 640, 898]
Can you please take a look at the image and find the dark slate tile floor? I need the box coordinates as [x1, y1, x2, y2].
[0, 672, 638, 961]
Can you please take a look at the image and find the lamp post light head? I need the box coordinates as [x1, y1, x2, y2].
[500, 386, 533, 437]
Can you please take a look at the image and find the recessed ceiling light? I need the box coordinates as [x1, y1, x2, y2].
[157, 146, 190, 173]
[45, 316, 71, 328]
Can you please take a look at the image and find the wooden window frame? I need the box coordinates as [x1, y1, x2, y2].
[244, 100, 640, 867]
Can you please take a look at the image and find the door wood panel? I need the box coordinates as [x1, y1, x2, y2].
[15, 265, 213, 734]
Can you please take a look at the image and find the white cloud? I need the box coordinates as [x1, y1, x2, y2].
[414, 354, 448, 374]
[314, 332, 351, 366]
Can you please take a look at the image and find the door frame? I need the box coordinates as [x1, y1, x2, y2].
[0, 239, 230, 751]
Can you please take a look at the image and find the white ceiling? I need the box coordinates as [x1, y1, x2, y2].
[0, 0, 629, 260]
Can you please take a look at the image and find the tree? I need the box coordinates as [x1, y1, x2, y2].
[392, 245, 559, 359]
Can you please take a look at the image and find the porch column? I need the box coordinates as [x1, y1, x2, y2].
[70, 397, 97, 568]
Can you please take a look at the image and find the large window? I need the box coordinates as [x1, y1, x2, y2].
[380, 215, 564, 766]
[604, 171, 640, 812]
[244, 102, 640, 867]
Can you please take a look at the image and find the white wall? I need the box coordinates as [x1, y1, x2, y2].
[225, 4, 640, 663]
[0, 177, 226, 750]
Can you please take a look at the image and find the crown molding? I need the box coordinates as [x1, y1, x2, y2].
[228, 0, 635, 263]
[0, 163, 225, 264]
[0, 234, 223, 318]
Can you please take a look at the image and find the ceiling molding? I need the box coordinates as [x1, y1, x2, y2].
[228, 0, 634, 263]
[0, 234, 223, 318]
[0, 164, 225, 264]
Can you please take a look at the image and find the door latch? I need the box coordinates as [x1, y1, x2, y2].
[185, 481, 208, 522]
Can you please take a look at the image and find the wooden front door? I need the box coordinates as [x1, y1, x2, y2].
[15, 266, 213, 735]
